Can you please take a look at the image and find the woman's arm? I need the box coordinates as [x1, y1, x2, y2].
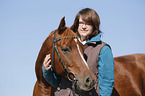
[42, 54, 61, 88]
[98, 45, 114, 96]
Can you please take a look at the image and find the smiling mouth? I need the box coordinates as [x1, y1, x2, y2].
[81, 30, 88, 32]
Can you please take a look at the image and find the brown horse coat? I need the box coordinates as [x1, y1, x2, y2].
[113, 54, 145, 96]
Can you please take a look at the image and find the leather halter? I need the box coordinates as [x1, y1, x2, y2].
[52, 31, 78, 95]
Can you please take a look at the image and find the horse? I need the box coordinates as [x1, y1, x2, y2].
[112, 54, 145, 96]
[33, 17, 145, 96]
[33, 17, 96, 96]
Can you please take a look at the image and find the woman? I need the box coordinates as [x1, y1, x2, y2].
[43, 8, 114, 96]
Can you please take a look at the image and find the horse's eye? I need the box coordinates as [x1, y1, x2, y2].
[62, 47, 71, 53]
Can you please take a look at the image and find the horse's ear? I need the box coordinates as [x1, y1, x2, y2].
[70, 19, 79, 32]
[58, 17, 66, 34]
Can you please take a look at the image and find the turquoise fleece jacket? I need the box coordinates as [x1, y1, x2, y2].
[42, 33, 114, 96]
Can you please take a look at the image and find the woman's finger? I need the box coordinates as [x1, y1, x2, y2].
[44, 60, 52, 70]
[45, 59, 51, 67]
[45, 64, 52, 70]
[44, 54, 50, 63]
[43, 54, 52, 70]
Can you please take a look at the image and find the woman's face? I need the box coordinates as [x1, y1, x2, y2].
[78, 17, 93, 37]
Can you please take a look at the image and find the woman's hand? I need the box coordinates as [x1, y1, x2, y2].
[43, 54, 52, 70]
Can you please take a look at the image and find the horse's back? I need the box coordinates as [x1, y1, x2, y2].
[113, 54, 145, 96]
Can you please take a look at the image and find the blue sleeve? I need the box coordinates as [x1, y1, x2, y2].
[98, 45, 114, 96]
[42, 65, 61, 88]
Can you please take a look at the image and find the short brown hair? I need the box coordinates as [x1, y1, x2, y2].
[73, 8, 101, 40]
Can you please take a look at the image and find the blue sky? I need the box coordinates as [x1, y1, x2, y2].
[0, 0, 145, 96]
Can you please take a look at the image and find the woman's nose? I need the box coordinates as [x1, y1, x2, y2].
[82, 24, 87, 28]
[82, 27, 87, 30]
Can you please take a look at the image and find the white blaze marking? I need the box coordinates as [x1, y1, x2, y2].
[74, 39, 89, 69]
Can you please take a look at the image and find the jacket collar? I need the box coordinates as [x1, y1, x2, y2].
[85, 33, 101, 44]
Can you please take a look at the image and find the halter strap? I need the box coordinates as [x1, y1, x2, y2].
[53, 32, 76, 73]
[52, 31, 78, 79]
[52, 31, 77, 96]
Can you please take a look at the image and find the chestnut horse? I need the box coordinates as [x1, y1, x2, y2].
[33, 17, 96, 96]
[33, 17, 145, 96]
[112, 54, 145, 96]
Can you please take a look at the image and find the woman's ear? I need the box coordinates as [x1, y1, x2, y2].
[70, 19, 79, 32]
[57, 17, 66, 34]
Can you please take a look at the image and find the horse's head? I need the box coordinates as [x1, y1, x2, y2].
[37, 17, 96, 91]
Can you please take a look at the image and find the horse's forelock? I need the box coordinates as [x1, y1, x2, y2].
[62, 27, 76, 36]
[58, 28, 77, 46]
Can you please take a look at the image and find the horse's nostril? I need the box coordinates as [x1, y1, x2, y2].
[86, 78, 90, 83]
[85, 77, 95, 88]
[85, 77, 91, 87]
